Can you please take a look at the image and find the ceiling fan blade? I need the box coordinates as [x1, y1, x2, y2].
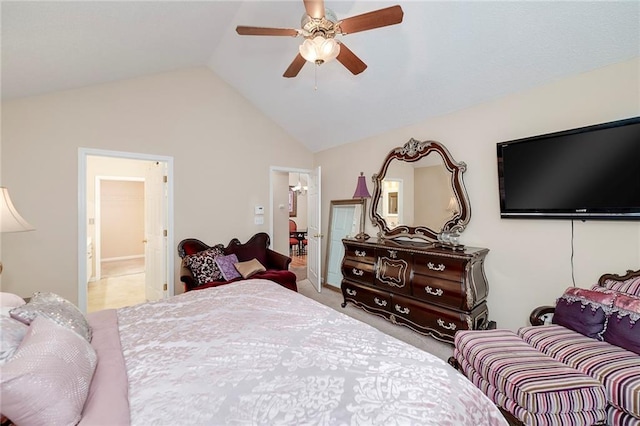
[236, 26, 298, 37]
[303, 0, 325, 19]
[283, 53, 307, 78]
[336, 42, 367, 75]
[338, 5, 404, 35]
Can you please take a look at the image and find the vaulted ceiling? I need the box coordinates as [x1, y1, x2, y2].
[2, 1, 638, 152]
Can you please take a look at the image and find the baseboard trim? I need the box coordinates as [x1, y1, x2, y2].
[102, 255, 144, 263]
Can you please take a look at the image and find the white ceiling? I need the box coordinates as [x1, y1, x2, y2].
[2, 1, 639, 152]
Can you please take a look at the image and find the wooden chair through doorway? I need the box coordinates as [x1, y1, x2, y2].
[289, 219, 300, 255]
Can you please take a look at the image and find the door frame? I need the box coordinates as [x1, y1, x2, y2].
[78, 148, 174, 313]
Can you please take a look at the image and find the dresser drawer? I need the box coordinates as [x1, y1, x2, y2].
[374, 249, 411, 295]
[341, 281, 391, 314]
[390, 295, 488, 343]
[343, 242, 376, 265]
[411, 274, 467, 310]
[412, 253, 466, 281]
[342, 258, 375, 285]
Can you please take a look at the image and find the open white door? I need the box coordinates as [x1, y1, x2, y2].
[144, 161, 168, 301]
[307, 166, 322, 292]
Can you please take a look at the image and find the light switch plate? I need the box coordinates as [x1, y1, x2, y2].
[254, 216, 264, 225]
[255, 206, 264, 215]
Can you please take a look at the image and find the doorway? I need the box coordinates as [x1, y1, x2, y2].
[269, 166, 322, 292]
[91, 177, 146, 312]
[78, 148, 174, 314]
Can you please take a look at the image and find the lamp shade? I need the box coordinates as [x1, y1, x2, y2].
[299, 36, 340, 64]
[1, 187, 34, 233]
[352, 172, 371, 199]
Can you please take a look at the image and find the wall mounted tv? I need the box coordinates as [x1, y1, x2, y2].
[497, 116, 640, 220]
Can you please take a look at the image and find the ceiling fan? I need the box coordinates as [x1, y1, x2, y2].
[236, 0, 404, 78]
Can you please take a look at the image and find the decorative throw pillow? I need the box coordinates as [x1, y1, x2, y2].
[0, 292, 25, 308]
[552, 287, 616, 340]
[234, 258, 266, 279]
[0, 316, 28, 365]
[183, 246, 225, 285]
[10, 292, 92, 342]
[215, 254, 242, 281]
[0, 316, 97, 426]
[594, 276, 640, 297]
[603, 292, 640, 354]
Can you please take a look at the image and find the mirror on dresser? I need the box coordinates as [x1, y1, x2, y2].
[370, 138, 471, 245]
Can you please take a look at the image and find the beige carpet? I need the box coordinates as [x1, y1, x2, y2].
[296, 279, 454, 362]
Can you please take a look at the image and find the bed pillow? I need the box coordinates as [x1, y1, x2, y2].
[0, 316, 28, 365]
[0, 316, 97, 426]
[234, 258, 266, 279]
[183, 246, 225, 285]
[0, 292, 26, 308]
[10, 292, 92, 342]
[552, 287, 616, 340]
[603, 292, 640, 354]
[215, 253, 242, 281]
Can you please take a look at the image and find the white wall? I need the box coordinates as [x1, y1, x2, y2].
[1, 67, 313, 301]
[315, 58, 640, 331]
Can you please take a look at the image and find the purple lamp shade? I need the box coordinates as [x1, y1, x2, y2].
[353, 172, 371, 199]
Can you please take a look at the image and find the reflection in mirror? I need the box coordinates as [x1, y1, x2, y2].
[371, 138, 470, 243]
[324, 199, 366, 289]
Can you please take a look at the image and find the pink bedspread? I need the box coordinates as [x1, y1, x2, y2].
[85, 279, 506, 425]
[81, 309, 130, 426]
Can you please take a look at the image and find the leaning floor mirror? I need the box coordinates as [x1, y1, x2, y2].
[323, 199, 366, 289]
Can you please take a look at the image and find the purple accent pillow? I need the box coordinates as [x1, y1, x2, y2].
[552, 287, 616, 340]
[214, 254, 241, 281]
[183, 246, 225, 285]
[604, 292, 640, 354]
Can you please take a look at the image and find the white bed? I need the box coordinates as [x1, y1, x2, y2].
[2, 280, 507, 425]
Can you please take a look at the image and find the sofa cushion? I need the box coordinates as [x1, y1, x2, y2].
[604, 292, 640, 355]
[184, 246, 225, 285]
[594, 276, 640, 297]
[455, 348, 606, 426]
[454, 329, 607, 416]
[519, 324, 640, 419]
[552, 287, 615, 340]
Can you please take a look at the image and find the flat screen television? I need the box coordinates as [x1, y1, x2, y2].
[497, 116, 640, 220]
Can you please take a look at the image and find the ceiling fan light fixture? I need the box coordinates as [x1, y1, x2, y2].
[299, 36, 340, 65]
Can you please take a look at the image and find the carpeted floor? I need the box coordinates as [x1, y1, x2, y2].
[296, 279, 454, 362]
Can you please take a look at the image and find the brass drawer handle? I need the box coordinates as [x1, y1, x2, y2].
[427, 262, 445, 272]
[437, 319, 456, 330]
[395, 304, 410, 314]
[373, 297, 387, 307]
[355, 250, 367, 257]
[352, 268, 364, 276]
[346, 288, 357, 296]
[425, 286, 443, 297]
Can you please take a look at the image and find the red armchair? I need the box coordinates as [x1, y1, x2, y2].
[178, 232, 297, 293]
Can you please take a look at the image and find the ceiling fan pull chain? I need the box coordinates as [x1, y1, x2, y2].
[314, 64, 318, 91]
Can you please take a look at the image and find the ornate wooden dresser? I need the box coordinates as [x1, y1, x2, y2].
[340, 238, 491, 343]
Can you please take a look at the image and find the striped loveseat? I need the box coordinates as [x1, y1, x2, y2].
[452, 269, 640, 426]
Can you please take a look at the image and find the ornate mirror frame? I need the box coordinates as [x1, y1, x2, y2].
[370, 138, 471, 243]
